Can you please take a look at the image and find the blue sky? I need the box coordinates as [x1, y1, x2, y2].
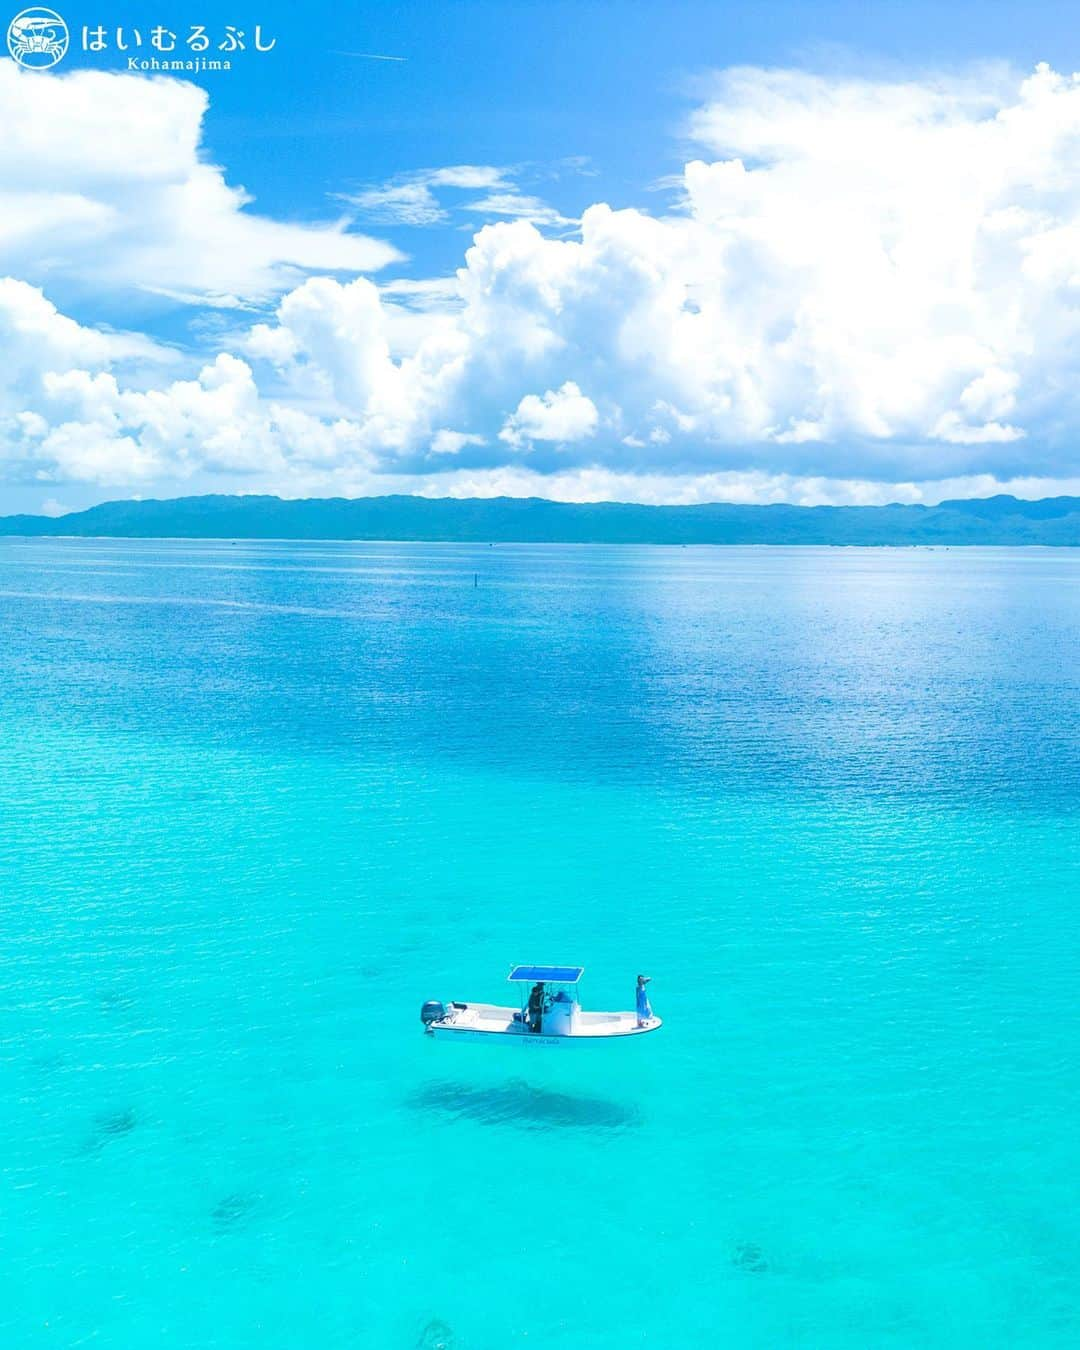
[5, 0, 1080, 512]
[58, 0, 1080, 311]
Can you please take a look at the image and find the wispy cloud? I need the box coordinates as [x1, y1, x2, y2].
[462, 192, 573, 228]
[344, 164, 573, 229]
[347, 180, 447, 226]
[331, 51, 407, 61]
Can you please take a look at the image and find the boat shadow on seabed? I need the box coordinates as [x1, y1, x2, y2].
[405, 1078, 641, 1131]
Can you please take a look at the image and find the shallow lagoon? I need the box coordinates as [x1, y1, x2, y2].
[1, 540, 1078, 1347]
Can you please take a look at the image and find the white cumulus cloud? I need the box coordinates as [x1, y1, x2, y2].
[10, 63, 1080, 504]
[0, 63, 399, 307]
[500, 382, 599, 448]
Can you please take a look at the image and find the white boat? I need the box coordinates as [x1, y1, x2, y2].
[420, 965, 661, 1044]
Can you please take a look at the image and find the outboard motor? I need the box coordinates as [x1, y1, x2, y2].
[420, 999, 447, 1028]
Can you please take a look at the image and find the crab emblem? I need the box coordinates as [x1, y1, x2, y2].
[7, 7, 69, 69]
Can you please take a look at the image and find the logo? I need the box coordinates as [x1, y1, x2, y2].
[7, 6, 68, 69]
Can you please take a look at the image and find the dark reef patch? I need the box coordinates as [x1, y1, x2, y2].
[732, 1240, 769, 1273]
[211, 1190, 260, 1233]
[98, 987, 136, 1014]
[97, 1108, 137, 1136]
[416, 1318, 455, 1350]
[406, 1079, 639, 1131]
[81, 1107, 137, 1155]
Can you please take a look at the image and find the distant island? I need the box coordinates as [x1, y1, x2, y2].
[2, 493, 1080, 545]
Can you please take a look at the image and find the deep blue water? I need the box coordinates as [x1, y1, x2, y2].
[1, 540, 1078, 1347]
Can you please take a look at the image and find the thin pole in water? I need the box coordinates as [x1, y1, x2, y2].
[474, 573, 478, 587]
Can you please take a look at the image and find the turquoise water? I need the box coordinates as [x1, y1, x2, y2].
[1, 540, 1078, 1348]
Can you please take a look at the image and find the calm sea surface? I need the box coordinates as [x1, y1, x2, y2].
[1, 540, 1078, 1348]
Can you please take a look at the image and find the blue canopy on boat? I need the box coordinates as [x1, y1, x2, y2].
[508, 964, 584, 984]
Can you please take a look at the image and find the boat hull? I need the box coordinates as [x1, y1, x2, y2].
[426, 1001, 662, 1043]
